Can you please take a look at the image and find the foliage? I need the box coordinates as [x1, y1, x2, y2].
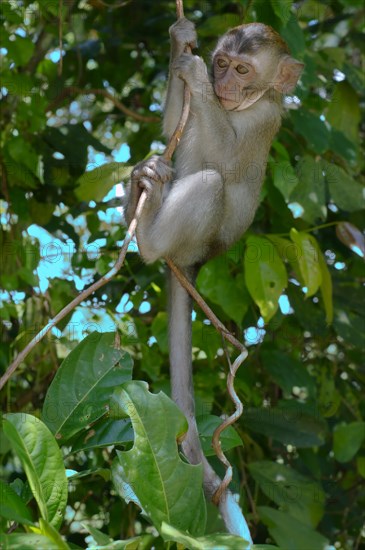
[0, 0, 364, 549]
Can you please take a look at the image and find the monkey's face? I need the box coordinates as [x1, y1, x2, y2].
[212, 53, 256, 110]
[212, 49, 279, 111]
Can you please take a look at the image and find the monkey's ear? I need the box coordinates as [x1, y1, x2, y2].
[274, 57, 304, 93]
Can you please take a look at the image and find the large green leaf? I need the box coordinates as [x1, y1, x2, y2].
[3, 414, 68, 529]
[197, 255, 250, 325]
[279, 13, 306, 57]
[291, 110, 330, 154]
[270, 0, 293, 25]
[243, 405, 327, 448]
[161, 522, 250, 550]
[326, 81, 360, 143]
[261, 350, 316, 398]
[322, 160, 365, 212]
[112, 381, 206, 536]
[333, 309, 365, 348]
[42, 332, 133, 441]
[38, 518, 70, 549]
[244, 236, 288, 322]
[71, 418, 133, 453]
[290, 156, 326, 224]
[258, 507, 329, 550]
[333, 422, 365, 463]
[289, 229, 322, 297]
[272, 160, 299, 200]
[0, 533, 62, 550]
[0, 479, 34, 525]
[249, 461, 325, 526]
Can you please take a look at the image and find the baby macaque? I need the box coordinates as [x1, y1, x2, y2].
[125, 18, 303, 537]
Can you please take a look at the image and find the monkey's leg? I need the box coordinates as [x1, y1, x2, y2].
[136, 170, 224, 265]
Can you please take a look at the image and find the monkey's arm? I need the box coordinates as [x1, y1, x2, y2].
[163, 18, 197, 139]
[126, 156, 223, 266]
[172, 54, 238, 152]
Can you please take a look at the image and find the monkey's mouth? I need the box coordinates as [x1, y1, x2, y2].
[216, 94, 241, 110]
[216, 86, 266, 110]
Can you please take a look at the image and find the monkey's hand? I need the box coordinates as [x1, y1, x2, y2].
[169, 17, 197, 54]
[131, 155, 172, 206]
[172, 53, 210, 93]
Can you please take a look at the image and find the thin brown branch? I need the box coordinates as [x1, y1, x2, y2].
[176, 0, 184, 19]
[0, 192, 147, 391]
[46, 87, 160, 123]
[211, 350, 247, 505]
[166, 259, 244, 352]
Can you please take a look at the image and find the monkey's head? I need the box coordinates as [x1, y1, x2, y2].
[212, 23, 304, 111]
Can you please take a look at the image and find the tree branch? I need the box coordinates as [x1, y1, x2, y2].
[46, 86, 160, 123]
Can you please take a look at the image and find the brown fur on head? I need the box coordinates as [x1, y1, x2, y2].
[213, 23, 290, 57]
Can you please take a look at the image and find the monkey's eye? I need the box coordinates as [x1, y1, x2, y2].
[236, 64, 249, 75]
[217, 58, 228, 68]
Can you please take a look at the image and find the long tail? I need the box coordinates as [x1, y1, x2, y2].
[168, 267, 253, 542]
[168, 266, 202, 463]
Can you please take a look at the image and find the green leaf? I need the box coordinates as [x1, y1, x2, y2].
[0, 533, 61, 550]
[333, 422, 365, 463]
[161, 522, 250, 550]
[7, 137, 40, 177]
[76, 162, 132, 202]
[270, 0, 293, 26]
[39, 518, 70, 549]
[3, 35, 35, 65]
[322, 160, 365, 212]
[81, 524, 112, 545]
[112, 382, 206, 536]
[326, 81, 360, 144]
[272, 160, 299, 200]
[198, 14, 242, 36]
[71, 418, 133, 453]
[42, 332, 133, 441]
[244, 236, 288, 322]
[0, 479, 34, 525]
[291, 110, 330, 154]
[249, 461, 325, 526]
[290, 156, 326, 224]
[261, 350, 316, 398]
[279, 14, 306, 57]
[258, 507, 329, 550]
[289, 229, 322, 297]
[343, 61, 365, 95]
[197, 255, 250, 325]
[82, 524, 154, 549]
[243, 406, 327, 447]
[192, 320, 224, 361]
[317, 249, 333, 324]
[197, 415, 243, 457]
[357, 457, 365, 479]
[3, 413, 68, 529]
[151, 312, 168, 353]
[329, 128, 358, 165]
[333, 309, 365, 348]
[43, 124, 111, 173]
